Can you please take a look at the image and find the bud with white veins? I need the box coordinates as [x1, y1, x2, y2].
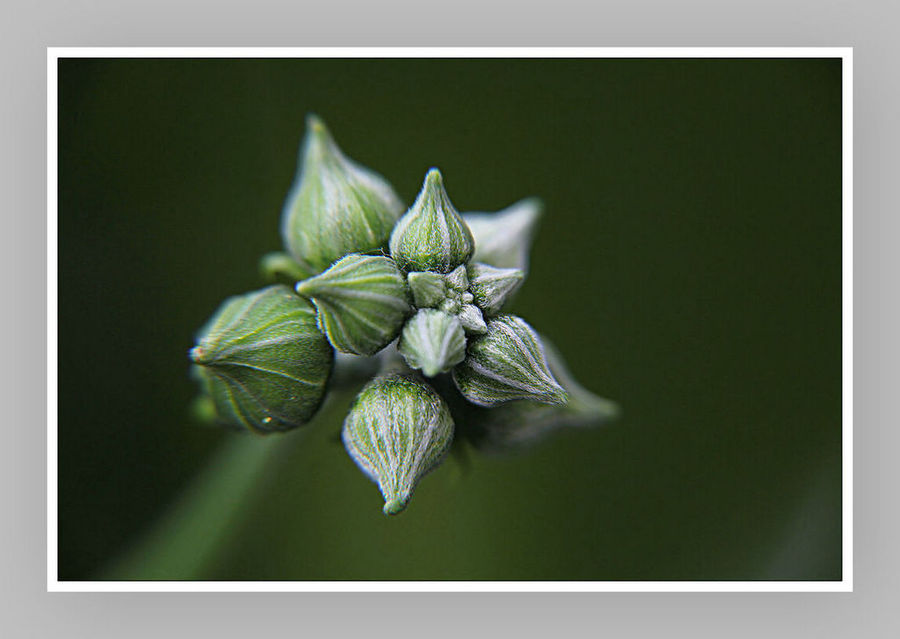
[389, 169, 474, 274]
[189, 285, 334, 433]
[471, 337, 620, 452]
[342, 375, 455, 515]
[281, 115, 404, 273]
[452, 315, 567, 407]
[296, 254, 411, 356]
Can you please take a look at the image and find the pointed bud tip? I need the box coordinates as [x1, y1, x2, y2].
[383, 497, 409, 516]
[422, 364, 442, 377]
[303, 114, 338, 153]
[189, 346, 206, 364]
[593, 398, 621, 420]
[424, 167, 443, 187]
[518, 196, 544, 216]
[294, 279, 313, 297]
[305, 113, 328, 135]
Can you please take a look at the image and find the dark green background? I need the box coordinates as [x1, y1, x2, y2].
[58, 58, 842, 580]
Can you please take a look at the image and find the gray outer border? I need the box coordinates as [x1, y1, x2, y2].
[3, 1, 898, 636]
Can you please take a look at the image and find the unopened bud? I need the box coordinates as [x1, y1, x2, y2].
[281, 115, 404, 272]
[296, 254, 411, 356]
[389, 169, 474, 273]
[189, 285, 334, 433]
[452, 315, 566, 407]
[342, 375, 454, 515]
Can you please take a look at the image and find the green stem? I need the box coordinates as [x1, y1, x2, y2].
[99, 433, 282, 580]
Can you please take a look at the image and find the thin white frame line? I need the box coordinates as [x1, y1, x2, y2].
[46, 47, 852, 593]
[841, 50, 853, 589]
[47, 51, 59, 592]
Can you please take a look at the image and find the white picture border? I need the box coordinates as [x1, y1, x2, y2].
[47, 47, 853, 593]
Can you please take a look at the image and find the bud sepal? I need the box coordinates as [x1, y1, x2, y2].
[259, 252, 314, 285]
[467, 262, 525, 317]
[407, 271, 448, 308]
[398, 309, 467, 377]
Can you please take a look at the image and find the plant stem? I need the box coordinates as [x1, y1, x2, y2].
[99, 433, 281, 580]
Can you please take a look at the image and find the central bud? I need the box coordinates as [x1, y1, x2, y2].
[407, 264, 487, 336]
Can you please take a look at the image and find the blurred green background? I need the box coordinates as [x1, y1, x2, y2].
[57, 58, 842, 581]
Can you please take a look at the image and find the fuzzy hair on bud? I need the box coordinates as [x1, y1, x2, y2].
[342, 375, 455, 515]
[407, 271, 448, 308]
[281, 115, 404, 273]
[457, 303, 487, 335]
[467, 262, 525, 317]
[398, 309, 467, 377]
[452, 315, 567, 407]
[389, 169, 475, 274]
[295, 254, 412, 356]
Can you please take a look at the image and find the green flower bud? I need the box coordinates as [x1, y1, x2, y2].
[463, 198, 542, 272]
[469, 337, 620, 452]
[342, 375, 455, 515]
[389, 169, 475, 273]
[398, 309, 466, 377]
[295, 254, 411, 356]
[189, 285, 334, 433]
[467, 262, 525, 317]
[407, 271, 447, 308]
[457, 303, 487, 335]
[452, 315, 567, 407]
[281, 115, 404, 273]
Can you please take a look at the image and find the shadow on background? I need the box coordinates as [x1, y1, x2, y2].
[58, 58, 841, 580]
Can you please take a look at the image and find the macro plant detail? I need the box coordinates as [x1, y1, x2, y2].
[189, 115, 619, 515]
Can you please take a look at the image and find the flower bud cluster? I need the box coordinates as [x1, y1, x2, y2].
[189, 116, 618, 515]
